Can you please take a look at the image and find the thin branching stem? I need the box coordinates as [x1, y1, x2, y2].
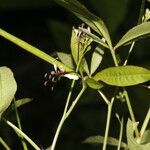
[123, 42, 135, 66]
[13, 98, 28, 150]
[98, 90, 110, 105]
[98, 89, 119, 150]
[102, 97, 114, 150]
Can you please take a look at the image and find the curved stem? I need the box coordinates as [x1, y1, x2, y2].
[2, 118, 40, 150]
[102, 98, 114, 150]
[13, 98, 28, 150]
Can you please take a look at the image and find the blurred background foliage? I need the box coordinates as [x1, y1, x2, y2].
[0, 0, 150, 149]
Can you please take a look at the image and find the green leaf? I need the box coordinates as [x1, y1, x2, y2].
[127, 119, 150, 150]
[0, 67, 17, 115]
[57, 52, 75, 69]
[86, 78, 103, 89]
[94, 65, 150, 86]
[90, 46, 104, 75]
[83, 135, 127, 148]
[79, 27, 109, 48]
[115, 22, 150, 49]
[10, 98, 32, 111]
[55, 0, 112, 47]
[81, 58, 90, 75]
[70, 27, 91, 75]
[70, 26, 92, 65]
[70, 27, 80, 64]
[0, 28, 74, 73]
[77, 57, 89, 76]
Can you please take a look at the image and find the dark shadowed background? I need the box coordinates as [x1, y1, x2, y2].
[0, 0, 150, 149]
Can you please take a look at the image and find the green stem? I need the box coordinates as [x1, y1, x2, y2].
[51, 52, 84, 150]
[62, 55, 83, 115]
[98, 90, 110, 105]
[123, 42, 135, 66]
[13, 98, 28, 150]
[0, 137, 11, 150]
[50, 115, 65, 150]
[51, 85, 85, 150]
[110, 47, 118, 67]
[138, 108, 150, 143]
[65, 86, 86, 119]
[102, 98, 114, 150]
[117, 118, 124, 150]
[123, 89, 140, 139]
[51, 80, 75, 150]
[2, 118, 40, 150]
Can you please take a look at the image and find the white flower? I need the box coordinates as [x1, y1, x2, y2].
[63, 73, 79, 80]
[53, 64, 79, 80]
